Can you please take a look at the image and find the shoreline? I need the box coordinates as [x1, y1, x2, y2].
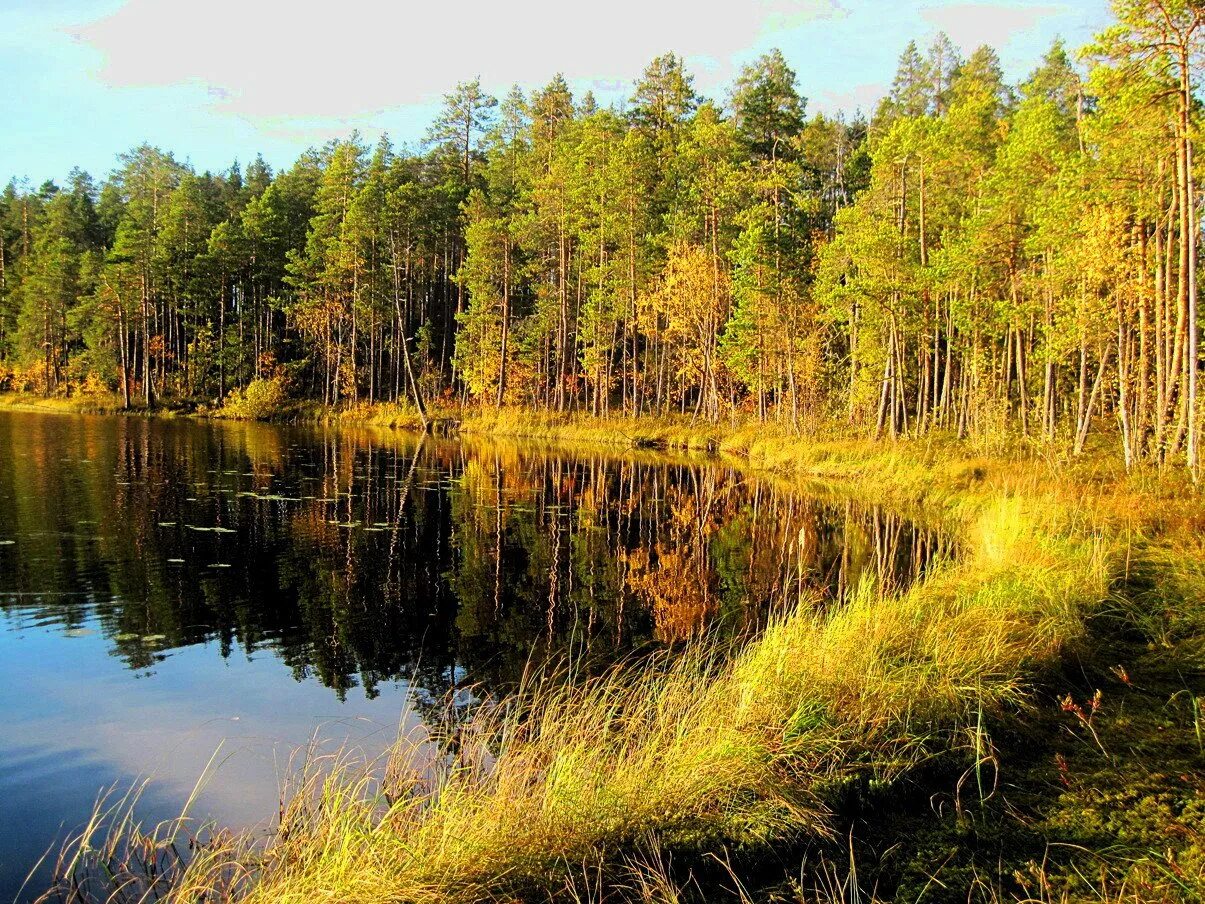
[14, 394, 1201, 901]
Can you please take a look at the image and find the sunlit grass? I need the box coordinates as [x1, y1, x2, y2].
[37, 428, 1131, 904]
[459, 408, 729, 452]
[289, 400, 430, 430]
[0, 390, 133, 416]
[9, 390, 1201, 904]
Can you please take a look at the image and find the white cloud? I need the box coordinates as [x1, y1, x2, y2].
[68, 0, 843, 122]
[918, 2, 1061, 52]
[1, 0, 1109, 182]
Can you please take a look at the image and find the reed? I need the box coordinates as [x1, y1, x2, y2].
[37, 427, 1132, 904]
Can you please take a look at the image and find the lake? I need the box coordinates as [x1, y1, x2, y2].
[0, 409, 951, 900]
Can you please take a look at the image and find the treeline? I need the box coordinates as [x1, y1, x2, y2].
[0, 0, 1201, 473]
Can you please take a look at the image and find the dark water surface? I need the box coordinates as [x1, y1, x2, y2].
[0, 410, 951, 900]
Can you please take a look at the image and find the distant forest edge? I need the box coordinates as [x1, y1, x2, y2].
[1, 1, 1203, 474]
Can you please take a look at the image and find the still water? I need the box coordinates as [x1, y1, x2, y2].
[0, 410, 951, 900]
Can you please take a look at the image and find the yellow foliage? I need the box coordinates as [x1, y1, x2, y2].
[216, 375, 290, 420]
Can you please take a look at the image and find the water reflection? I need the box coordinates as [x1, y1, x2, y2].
[0, 412, 952, 696]
[0, 410, 951, 900]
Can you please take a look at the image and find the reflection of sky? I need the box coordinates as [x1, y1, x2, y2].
[0, 407, 953, 901]
[0, 611, 420, 902]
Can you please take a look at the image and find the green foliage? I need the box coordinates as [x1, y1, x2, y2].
[0, 2, 1202, 474]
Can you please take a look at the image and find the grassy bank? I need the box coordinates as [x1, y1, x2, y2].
[10, 398, 1197, 901]
[37, 405, 1200, 904]
[0, 391, 142, 417]
[238, 527, 1101, 904]
[0, 390, 431, 429]
[458, 408, 731, 452]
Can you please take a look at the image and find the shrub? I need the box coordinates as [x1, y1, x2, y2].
[217, 375, 290, 420]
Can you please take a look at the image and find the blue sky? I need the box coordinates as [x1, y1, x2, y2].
[2, 0, 1112, 186]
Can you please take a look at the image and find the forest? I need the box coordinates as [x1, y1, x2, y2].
[5, 4, 1205, 902]
[0, 0, 1202, 476]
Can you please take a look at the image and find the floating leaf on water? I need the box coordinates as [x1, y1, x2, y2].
[141, 634, 167, 643]
[114, 633, 139, 642]
[64, 628, 94, 638]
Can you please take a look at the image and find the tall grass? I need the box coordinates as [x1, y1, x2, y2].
[40, 461, 1115, 903]
[9, 400, 1196, 901]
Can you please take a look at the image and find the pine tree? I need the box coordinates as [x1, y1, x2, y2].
[17, 191, 90, 390]
[730, 49, 806, 162]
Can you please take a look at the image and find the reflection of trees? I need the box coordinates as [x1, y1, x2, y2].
[0, 413, 954, 702]
[623, 488, 718, 642]
[448, 451, 645, 689]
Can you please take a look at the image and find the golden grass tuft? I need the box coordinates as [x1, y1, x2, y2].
[40, 441, 1118, 903]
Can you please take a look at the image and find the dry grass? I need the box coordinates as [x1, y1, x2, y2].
[0, 390, 133, 417]
[459, 409, 729, 452]
[38, 436, 1120, 903]
[13, 402, 1201, 902]
[292, 400, 430, 431]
